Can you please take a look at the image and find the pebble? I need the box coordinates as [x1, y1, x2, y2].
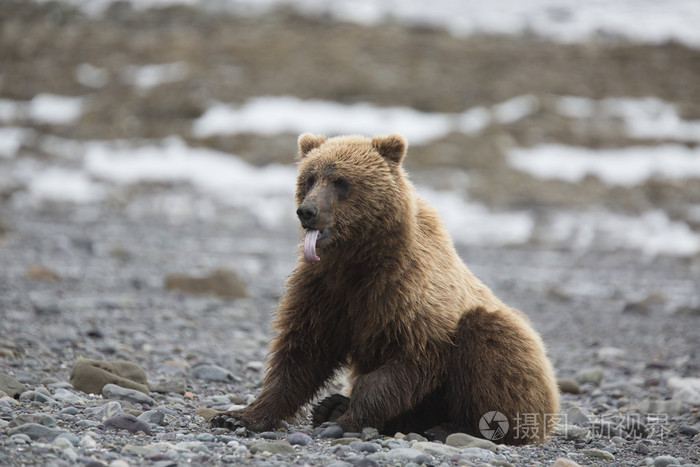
[349, 441, 380, 453]
[653, 455, 681, 466]
[582, 448, 615, 461]
[678, 425, 699, 436]
[320, 424, 345, 439]
[7, 423, 68, 441]
[191, 364, 236, 382]
[667, 376, 700, 405]
[557, 377, 582, 394]
[85, 401, 123, 420]
[552, 459, 582, 467]
[102, 383, 156, 406]
[637, 398, 683, 415]
[104, 413, 151, 435]
[0, 373, 26, 398]
[385, 448, 425, 462]
[286, 432, 313, 446]
[8, 413, 57, 428]
[52, 388, 82, 402]
[70, 359, 149, 396]
[445, 433, 498, 452]
[138, 409, 166, 425]
[20, 390, 56, 404]
[412, 441, 460, 457]
[458, 447, 496, 459]
[576, 368, 604, 386]
[565, 406, 591, 426]
[247, 440, 296, 455]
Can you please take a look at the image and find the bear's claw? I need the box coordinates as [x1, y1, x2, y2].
[210, 412, 247, 430]
[312, 393, 350, 426]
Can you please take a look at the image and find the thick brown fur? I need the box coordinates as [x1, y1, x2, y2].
[212, 134, 559, 444]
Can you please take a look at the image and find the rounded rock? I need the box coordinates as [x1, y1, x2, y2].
[286, 432, 313, 446]
[653, 456, 681, 467]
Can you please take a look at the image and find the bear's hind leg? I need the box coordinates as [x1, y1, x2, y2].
[448, 307, 559, 445]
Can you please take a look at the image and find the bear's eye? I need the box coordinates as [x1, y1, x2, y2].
[305, 175, 316, 190]
[334, 177, 350, 200]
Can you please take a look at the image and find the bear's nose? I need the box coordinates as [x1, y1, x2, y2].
[296, 204, 318, 224]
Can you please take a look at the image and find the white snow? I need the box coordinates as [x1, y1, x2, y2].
[28, 94, 84, 125]
[75, 63, 110, 89]
[508, 144, 700, 186]
[555, 96, 700, 143]
[35, 0, 700, 49]
[26, 167, 106, 203]
[543, 210, 700, 257]
[192, 95, 542, 144]
[0, 127, 34, 159]
[121, 62, 190, 89]
[84, 137, 298, 228]
[8, 135, 697, 256]
[193, 97, 455, 145]
[419, 187, 535, 246]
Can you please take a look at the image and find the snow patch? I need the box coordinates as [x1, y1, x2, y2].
[508, 144, 700, 186]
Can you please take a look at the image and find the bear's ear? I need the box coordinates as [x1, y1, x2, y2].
[371, 133, 407, 165]
[298, 133, 327, 158]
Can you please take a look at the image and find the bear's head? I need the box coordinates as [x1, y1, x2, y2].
[295, 133, 411, 263]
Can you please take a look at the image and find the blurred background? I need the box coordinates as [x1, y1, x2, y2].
[0, 0, 700, 394]
[1, 1, 699, 459]
[2, 0, 700, 258]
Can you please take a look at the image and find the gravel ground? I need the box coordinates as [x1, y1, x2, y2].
[1, 1, 699, 466]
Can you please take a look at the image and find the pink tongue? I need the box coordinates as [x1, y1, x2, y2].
[304, 230, 321, 262]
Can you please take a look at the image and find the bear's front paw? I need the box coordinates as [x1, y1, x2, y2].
[312, 393, 350, 426]
[210, 410, 250, 430]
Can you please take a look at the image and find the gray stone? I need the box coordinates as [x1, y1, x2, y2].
[596, 346, 627, 364]
[85, 401, 122, 421]
[286, 432, 313, 446]
[52, 388, 82, 402]
[0, 373, 26, 398]
[459, 447, 496, 459]
[412, 441, 460, 457]
[191, 364, 236, 382]
[7, 423, 68, 441]
[102, 383, 155, 406]
[138, 409, 166, 425]
[70, 359, 149, 395]
[667, 376, 700, 405]
[653, 456, 681, 467]
[19, 390, 56, 403]
[405, 432, 428, 442]
[637, 399, 683, 415]
[54, 433, 80, 445]
[8, 413, 57, 428]
[679, 425, 699, 436]
[576, 368, 604, 386]
[386, 448, 425, 462]
[582, 448, 615, 461]
[557, 377, 582, 394]
[552, 424, 592, 441]
[104, 413, 151, 434]
[362, 427, 380, 441]
[444, 433, 498, 452]
[247, 440, 296, 455]
[349, 441, 380, 453]
[196, 433, 216, 442]
[149, 380, 186, 395]
[164, 268, 248, 299]
[566, 406, 591, 426]
[320, 424, 345, 439]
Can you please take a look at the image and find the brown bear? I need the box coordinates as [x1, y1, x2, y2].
[211, 133, 560, 444]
